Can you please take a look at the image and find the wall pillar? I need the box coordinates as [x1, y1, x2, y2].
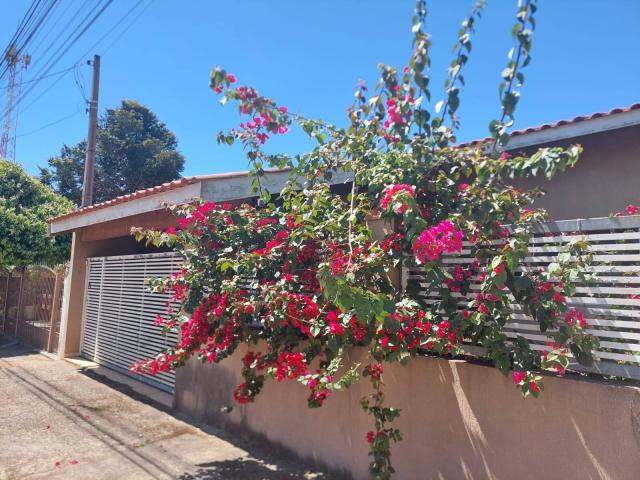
[57, 231, 140, 358]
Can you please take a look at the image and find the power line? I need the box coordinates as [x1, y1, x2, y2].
[12, 0, 114, 113]
[0, 0, 58, 82]
[1, 0, 93, 108]
[16, 107, 82, 138]
[0, 0, 42, 71]
[27, 0, 76, 62]
[0, 0, 57, 160]
[0, 0, 61, 107]
[73, 62, 88, 104]
[2, 0, 153, 141]
[11, 1, 60, 57]
[11, 0, 104, 100]
[77, 0, 147, 61]
[15, 0, 150, 116]
[101, 0, 154, 57]
[0, 65, 75, 92]
[15, 64, 75, 115]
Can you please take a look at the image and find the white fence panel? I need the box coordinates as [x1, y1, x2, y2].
[405, 216, 640, 380]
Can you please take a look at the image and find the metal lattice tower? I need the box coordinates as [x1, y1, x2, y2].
[0, 45, 30, 161]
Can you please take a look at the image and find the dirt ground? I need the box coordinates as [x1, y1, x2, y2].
[0, 342, 340, 480]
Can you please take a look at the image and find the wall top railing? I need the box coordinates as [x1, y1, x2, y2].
[406, 215, 640, 381]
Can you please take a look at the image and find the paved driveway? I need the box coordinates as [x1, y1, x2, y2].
[0, 342, 335, 480]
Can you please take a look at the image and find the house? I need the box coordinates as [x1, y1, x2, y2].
[47, 103, 640, 479]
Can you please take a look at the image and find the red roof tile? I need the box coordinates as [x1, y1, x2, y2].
[458, 102, 640, 147]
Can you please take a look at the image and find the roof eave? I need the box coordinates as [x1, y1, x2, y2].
[504, 107, 640, 150]
[48, 181, 203, 235]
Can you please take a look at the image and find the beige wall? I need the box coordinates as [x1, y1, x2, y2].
[175, 347, 640, 480]
[58, 231, 143, 356]
[514, 125, 640, 220]
[81, 209, 177, 241]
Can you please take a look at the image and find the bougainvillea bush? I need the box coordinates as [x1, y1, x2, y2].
[132, 1, 600, 477]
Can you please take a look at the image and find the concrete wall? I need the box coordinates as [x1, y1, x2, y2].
[513, 124, 640, 220]
[175, 347, 640, 480]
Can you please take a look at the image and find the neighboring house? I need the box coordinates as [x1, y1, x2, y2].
[47, 103, 640, 480]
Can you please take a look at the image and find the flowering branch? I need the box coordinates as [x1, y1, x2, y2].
[132, 3, 600, 478]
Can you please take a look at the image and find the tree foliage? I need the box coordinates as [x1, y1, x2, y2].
[39, 100, 185, 205]
[132, 2, 600, 478]
[0, 159, 73, 269]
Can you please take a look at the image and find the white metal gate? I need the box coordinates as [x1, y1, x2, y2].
[81, 252, 181, 392]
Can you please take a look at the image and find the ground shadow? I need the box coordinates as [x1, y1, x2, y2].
[78, 364, 344, 479]
[0, 336, 41, 358]
[0, 342, 344, 479]
[179, 458, 331, 480]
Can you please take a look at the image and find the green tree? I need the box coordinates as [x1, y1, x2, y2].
[0, 159, 73, 269]
[40, 100, 185, 205]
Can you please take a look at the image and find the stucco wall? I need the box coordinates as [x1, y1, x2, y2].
[175, 348, 640, 480]
[514, 124, 640, 220]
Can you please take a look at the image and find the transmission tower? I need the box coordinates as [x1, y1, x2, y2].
[0, 44, 31, 161]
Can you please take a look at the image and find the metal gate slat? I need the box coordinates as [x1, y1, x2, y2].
[82, 252, 181, 393]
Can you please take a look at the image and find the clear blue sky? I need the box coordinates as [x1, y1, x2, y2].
[2, 0, 639, 178]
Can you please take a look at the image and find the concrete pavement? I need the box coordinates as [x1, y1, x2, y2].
[0, 343, 338, 480]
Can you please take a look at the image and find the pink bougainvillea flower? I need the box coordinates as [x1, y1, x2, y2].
[366, 363, 384, 379]
[413, 220, 463, 263]
[226, 74, 237, 83]
[565, 308, 587, 328]
[380, 184, 416, 214]
[625, 204, 639, 215]
[553, 365, 567, 375]
[512, 371, 527, 384]
[329, 322, 346, 335]
[177, 216, 196, 230]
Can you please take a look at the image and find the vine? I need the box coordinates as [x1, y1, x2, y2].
[131, 2, 600, 478]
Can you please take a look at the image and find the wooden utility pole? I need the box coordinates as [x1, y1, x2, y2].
[81, 55, 101, 208]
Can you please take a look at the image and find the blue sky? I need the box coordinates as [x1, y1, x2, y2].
[2, 0, 639, 177]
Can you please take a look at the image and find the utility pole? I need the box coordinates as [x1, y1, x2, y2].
[81, 55, 100, 208]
